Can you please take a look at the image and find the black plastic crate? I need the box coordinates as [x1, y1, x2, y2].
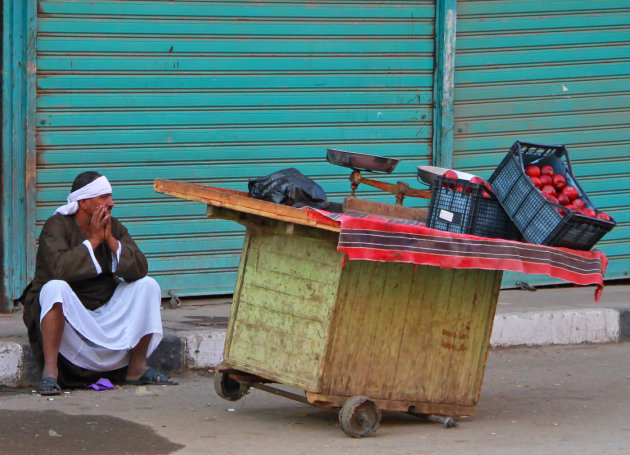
[427, 175, 521, 240]
[488, 141, 616, 250]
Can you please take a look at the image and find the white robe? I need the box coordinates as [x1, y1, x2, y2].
[39, 276, 163, 372]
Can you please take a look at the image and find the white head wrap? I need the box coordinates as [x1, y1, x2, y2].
[55, 176, 113, 215]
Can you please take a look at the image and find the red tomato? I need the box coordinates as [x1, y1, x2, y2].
[443, 170, 458, 179]
[565, 204, 577, 212]
[539, 174, 552, 186]
[552, 174, 566, 190]
[467, 177, 483, 193]
[557, 208, 567, 216]
[482, 190, 492, 198]
[541, 185, 556, 196]
[530, 176, 542, 188]
[456, 184, 464, 192]
[557, 193, 570, 206]
[525, 165, 541, 178]
[572, 198, 586, 209]
[442, 170, 458, 190]
[547, 195, 559, 204]
[581, 208, 596, 218]
[596, 212, 611, 221]
[541, 165, 554, 176]
[561, 185, 579, 201]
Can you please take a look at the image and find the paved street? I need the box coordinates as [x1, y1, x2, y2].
[1, 343, 629, 454]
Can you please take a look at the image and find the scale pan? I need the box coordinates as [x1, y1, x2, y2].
[326, 149, 399, 174]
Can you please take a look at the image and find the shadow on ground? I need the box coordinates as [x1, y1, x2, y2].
[0, 409, 184, 454]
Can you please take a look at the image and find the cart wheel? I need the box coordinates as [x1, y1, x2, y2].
[213, 371, 250, 401]
[338, 396, 381, 438]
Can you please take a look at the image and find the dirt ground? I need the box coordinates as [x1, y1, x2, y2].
[1, 343, 629, 455]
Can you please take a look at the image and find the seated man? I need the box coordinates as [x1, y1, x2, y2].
[21, 171, 176, 395]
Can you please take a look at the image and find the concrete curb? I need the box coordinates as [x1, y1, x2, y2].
[0, 343, 23, 386]
[0, 328, 230, 388]
[490, 308, 621, 347]
[2, 307, 629, 388]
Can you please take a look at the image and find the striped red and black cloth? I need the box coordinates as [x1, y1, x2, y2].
[326, 212, 607, 301]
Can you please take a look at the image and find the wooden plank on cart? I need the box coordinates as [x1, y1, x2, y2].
[361, 262, 415, 399]
[343, 197, 428, 222]
[332, 260, 383, 396]
[421, 268, 472, 405]
[394, 265, 448, 402]
[154, 179, 341, 232]
[465, 270, 503, 400]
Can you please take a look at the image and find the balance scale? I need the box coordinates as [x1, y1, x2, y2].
[326, 149, 432, 221]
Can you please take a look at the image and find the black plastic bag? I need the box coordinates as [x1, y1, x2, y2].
[248, 168, 332, 210]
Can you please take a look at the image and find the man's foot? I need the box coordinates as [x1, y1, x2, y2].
[125, 367, 178, 385]
[37, 377, 62, 396]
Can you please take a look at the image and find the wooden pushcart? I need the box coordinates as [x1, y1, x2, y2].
[155, 179, 503, 437]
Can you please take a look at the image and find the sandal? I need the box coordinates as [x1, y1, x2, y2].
[125, 367, 178, 385]
[37, 377, 61, 396]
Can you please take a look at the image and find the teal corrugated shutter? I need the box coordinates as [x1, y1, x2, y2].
[36, 1, 435, 296]
[453, 0, 630, 286]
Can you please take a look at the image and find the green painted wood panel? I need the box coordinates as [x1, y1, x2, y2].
[224, 222, 343, 390]
[453, 0, 630, 287]
[35, 0, 436, 296]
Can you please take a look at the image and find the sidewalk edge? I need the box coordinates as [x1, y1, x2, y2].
[3, 308, 629, 388]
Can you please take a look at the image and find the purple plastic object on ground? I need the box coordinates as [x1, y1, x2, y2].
[87, 378, 115, 391]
